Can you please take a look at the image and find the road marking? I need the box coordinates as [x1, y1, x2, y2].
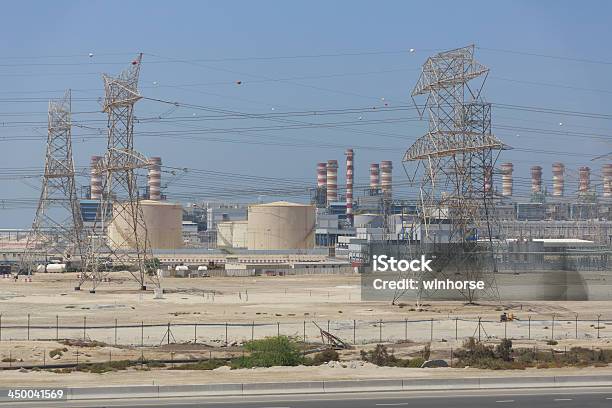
[376, 404, 410, 406]
[554, 399, 573, 401]
[496, 400, 515, 403]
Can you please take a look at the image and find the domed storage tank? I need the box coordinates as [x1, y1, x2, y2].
[247, 201, 315, 250]
[108, 200, 183, 250]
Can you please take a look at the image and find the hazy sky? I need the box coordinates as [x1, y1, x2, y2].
[1, 1, 611, 227]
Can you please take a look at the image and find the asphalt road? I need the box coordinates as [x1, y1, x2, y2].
[5, 388, 612, 408]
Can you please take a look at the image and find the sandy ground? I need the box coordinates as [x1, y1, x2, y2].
[2, 273, 612, 384]
[0, 273, 610, 346]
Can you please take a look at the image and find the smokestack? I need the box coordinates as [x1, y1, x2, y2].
[369, 163, 380, 194]
[531, 166, 542, 194]
[90, 155, 103, 200]
[484, 165, 493, 194]
[500, 162, 513, 197]
[552, 162, 564, 197]
[579, 166, 591, 194]
[326, 159, 338, 205]
[603, 164, 612, 198]
[148, 156, 162, 200]
[345, 149, 354, 223]
[381, 160, 393, 198]
[316, 162, 327, 189]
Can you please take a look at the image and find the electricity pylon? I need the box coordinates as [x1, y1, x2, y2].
[399, 45, 509, 304]
[20, 90, 84, 275]
[79, 54, 157, 292]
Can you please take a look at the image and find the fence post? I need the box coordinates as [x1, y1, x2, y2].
[167, 322, 171, 345]
[0, 313, 3, 341]
[251, 321, 254, 341]
[455, 317, 458, 341]
[504, 318, 507, 339]
[327, 320, 330, 333]
[551, 314, 555, 341]
[528, 316, 531, 340]
[225, 322, 228, 346]
[83, 316, 86, 341]
[353, 319, 356, 344]
[194, 322, 197, 344]
[404, 318, 407, 342]
[277, 322, 280, 337]
[303, 321, 306, 343]
[379, 319, 382, 343]
[141, 321, 144, 347]
[43, 349, 46, 368]
[114, 318, 118, 345]
[450, 347, 453, 368]
[597, 314, 601, 339]
[27, 313, 30, 341]
[56, 315, 59, 341]
[478, 317, 481, 342]
[430, 318, 434, 342]
[575, 314, 578, 339]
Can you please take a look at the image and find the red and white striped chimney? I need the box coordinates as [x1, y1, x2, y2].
[552, 162, 564, 197]
[579, 166, 591, 194]
[345, 149, 354, 223]
[381, 160, 393, 198]
[603, 164, 612, 198]
[370, 163, 380, 194]
[148, 156, 162, 200]
[317, 162, 327, 189]
[326, 159, 338, 205]
[500, 162, 513, 197]
[90, 155, 103, 200]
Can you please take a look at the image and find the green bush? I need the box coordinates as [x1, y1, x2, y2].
[76, 360, 131, 373]
[360, 344, 427, 368]
[496, 339, 513, 362]
[231, 336, 305, 369]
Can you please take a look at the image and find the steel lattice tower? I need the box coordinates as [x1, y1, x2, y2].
[79, 54, 156, 292]
[400, 45, 508, 304]
[20, 90, 84, 274]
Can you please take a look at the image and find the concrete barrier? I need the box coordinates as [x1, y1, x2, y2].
[404, 377, 480, 390]
[479, 375, 556, 389]
[158, 383, 243, 397]
[68, 385, 159, 400]
[56, 374, 612, 400]
[244, 381, 325, 394]
[324, 379, 403, 392]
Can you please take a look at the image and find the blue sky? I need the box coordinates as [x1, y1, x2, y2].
[1, 1, 611, 227]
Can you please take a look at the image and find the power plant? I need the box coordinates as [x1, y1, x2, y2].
[3, 47, 611, 303]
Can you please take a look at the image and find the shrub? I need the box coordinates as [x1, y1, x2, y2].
[76, 360, 131, 373]
[546, 340, 558, 346]
[360, 344, 426, 368]
[496, 339, 513, 362]
[231, 336, 305, 369]
[421, 344, 431, 360]
[312, 349, 339, 365]
[170, 359, 224, 370]
[49, 348, 68, 359]
[360, 344, 395, 366]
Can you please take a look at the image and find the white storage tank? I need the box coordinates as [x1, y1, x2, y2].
[247, 201, 315, 250]
[108, 200, 183, 250]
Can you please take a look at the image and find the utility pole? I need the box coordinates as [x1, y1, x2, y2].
[20, 90, 84, 277]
